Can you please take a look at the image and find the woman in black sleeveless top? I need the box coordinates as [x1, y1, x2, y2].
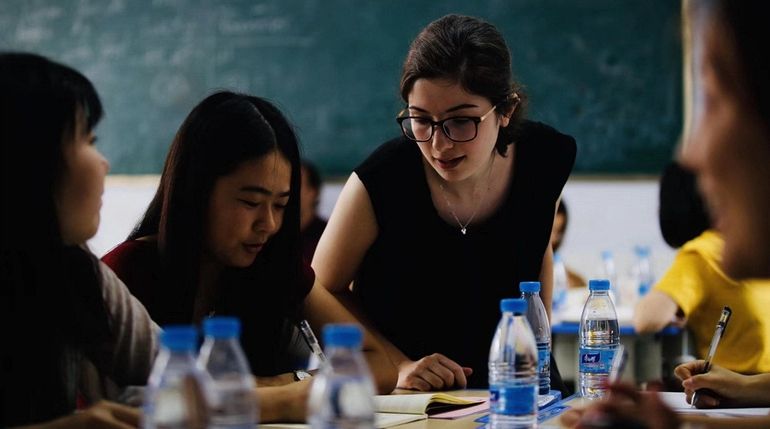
[312, 14, 576, 393]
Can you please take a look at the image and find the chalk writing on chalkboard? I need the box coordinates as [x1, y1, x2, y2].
[0, 0, 681, 175]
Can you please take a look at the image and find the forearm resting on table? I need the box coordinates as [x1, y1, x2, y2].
[740, 373, 770, 404]
[254, 373, 295, 387]
[258, 382, 310, 422]
[633, 290, 679, 333]
[330, 288, 405, 386]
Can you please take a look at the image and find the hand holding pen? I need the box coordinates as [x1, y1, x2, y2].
[298, 319, 327, 368]
[688, 306, 731, 408]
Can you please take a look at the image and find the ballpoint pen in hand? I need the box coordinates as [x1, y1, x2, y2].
[299, 319, 327, 367]
[609, 344, 628, 383]
[691, 306, 732, 407]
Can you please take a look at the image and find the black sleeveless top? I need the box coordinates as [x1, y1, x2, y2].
[354, 120, 576, 389]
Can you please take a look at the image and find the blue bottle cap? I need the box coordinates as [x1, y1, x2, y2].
[323, 324, 363, 348]
[554, 252, 563, 263]
[601, 250, 613, 260]
[635, 245, 651, 256]
[160, 325, 198, 351]
[520, 281, 541, 293]
[203, 316, 241, 338]
[588, 279, 611, 291]
[500, 298, 527, 314]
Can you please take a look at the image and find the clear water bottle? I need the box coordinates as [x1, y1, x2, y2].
[578, 279, 620, 399]
[308, 324, 375, 429]
[519, 281, 551, 395]
[552, 253, 569, 321]
[143, 325, 208, 429]
[634, 245, 654, 297]
[600, 250, 620, 305]
[197, 317, 258, 429]
[489, 298, 538, 429]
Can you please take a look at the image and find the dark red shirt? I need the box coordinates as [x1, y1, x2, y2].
[102, 239, 314, 375]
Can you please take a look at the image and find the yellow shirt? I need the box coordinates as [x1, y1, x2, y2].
[654, 230, 770, 374]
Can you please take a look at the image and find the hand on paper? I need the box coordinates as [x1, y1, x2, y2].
[675, 360, 750, 408]
[561, 383, 679, 429]
[396, 353, 473, 391]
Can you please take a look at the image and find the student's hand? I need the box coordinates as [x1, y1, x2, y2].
[396, 353, 473, 391]
[27, 401, 140, 429]
[562, 384, 679, 429]
[675, 360, 750, 408]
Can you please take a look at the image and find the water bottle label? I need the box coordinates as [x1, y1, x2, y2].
[490, 384, 537, 416]
[537, 347, 550, 375]
[578, 347, 616, 373]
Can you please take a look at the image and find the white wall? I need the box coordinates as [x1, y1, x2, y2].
[90, 176, 675, 282]
[559, 179, 674, 283]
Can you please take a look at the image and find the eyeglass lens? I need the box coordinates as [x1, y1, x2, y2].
[401, 117, 478, 142]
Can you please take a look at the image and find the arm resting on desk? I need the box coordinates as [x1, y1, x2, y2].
[311, 174, 469, 392]
[633, 290, 682, 334]
[302, 282, 397, 394]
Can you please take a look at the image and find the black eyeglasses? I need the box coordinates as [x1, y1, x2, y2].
[396, 104, 498, 143]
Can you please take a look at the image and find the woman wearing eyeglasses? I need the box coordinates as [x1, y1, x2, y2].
[312, 14, 576, 391]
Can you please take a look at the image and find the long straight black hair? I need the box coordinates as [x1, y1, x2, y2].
[130, 91, 304, 325]
[0, 52, 111, 425]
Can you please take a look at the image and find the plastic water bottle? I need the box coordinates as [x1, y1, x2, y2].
[600, 250, 620, 305]
[197, 317, 258, 429]
[308, 324, 375, 429]
[552, 253, 569, 322]
[578, 279, 620, 399]
[143, 325, 208, 429]
[634, 245, 654, 297]
[489, 298, 538, 429]
[519, 281, 551, 394]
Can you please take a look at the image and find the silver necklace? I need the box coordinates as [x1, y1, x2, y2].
[438, 155, 496, 235]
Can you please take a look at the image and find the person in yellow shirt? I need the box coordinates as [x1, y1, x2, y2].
[634, 163, 770, 374]
[636, 229, 770, 373]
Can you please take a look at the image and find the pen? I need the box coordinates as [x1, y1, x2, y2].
[691, 306, 732, 407]
[609, 344, 628, 383]
[298, 319, 327, 366]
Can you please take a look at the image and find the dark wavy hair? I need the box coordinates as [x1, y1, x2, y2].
[130, 91, 304, 324]
[399, 14, 527, 155]
[0, 52, 110, 425]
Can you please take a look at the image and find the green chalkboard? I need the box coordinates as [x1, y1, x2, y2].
[0, 0, 681, 175]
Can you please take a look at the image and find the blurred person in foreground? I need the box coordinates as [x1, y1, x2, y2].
[564, 0, 770, 427]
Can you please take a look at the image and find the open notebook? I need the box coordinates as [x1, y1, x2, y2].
[374, 392, 486, 416]
[260, 392, 487, 429]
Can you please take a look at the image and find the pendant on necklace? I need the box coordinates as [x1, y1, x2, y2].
[461, 227, 467, 235]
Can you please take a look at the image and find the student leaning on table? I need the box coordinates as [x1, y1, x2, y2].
[0, 52, 159, 428]
[101, 91, 397, 422]
[564, 0, 770, 427]
[312, 14, 575, 392]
